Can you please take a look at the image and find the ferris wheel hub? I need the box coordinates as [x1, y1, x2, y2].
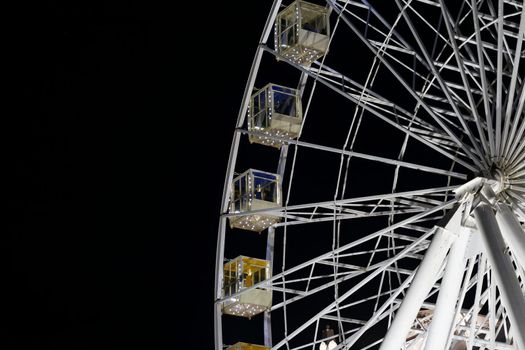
[454, 170, 508, 202]
[491, 168, 508, 193]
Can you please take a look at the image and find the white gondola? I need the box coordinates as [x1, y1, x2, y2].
[229, 169, 281, 232]
[275, 1, 330, 66]
[248, 83, 303, 148]
[223, 256, 272, 319]
[226, 343, 268, 350]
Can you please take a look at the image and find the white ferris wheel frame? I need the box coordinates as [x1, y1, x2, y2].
[215, 0, 525, 349]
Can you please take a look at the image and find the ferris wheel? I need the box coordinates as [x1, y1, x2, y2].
[215, 0, 525, 349]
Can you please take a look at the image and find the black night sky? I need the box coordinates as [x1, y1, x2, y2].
[6, 0, 499, 349]
[7, 2, 267, 348]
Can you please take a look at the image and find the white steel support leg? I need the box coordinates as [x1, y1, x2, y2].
[423, 229, 469, 350]
[473, 202, 525, 349]
[495, 203, 525, 271]
[379, 227, 456, 350]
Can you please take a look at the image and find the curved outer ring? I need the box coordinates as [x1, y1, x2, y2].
[214, 1, 283, 349]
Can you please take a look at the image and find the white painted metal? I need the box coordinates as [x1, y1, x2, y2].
[264, 226, 276, 347]
[495, 202, 525, 272]
[379, 207, 463, 350]
[473, 202, 525, 349]
[272, 226, 439, 350]
[217, 0, 525, 348]
[423, 228, 469, 350]
[379, 226, 456, 350]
